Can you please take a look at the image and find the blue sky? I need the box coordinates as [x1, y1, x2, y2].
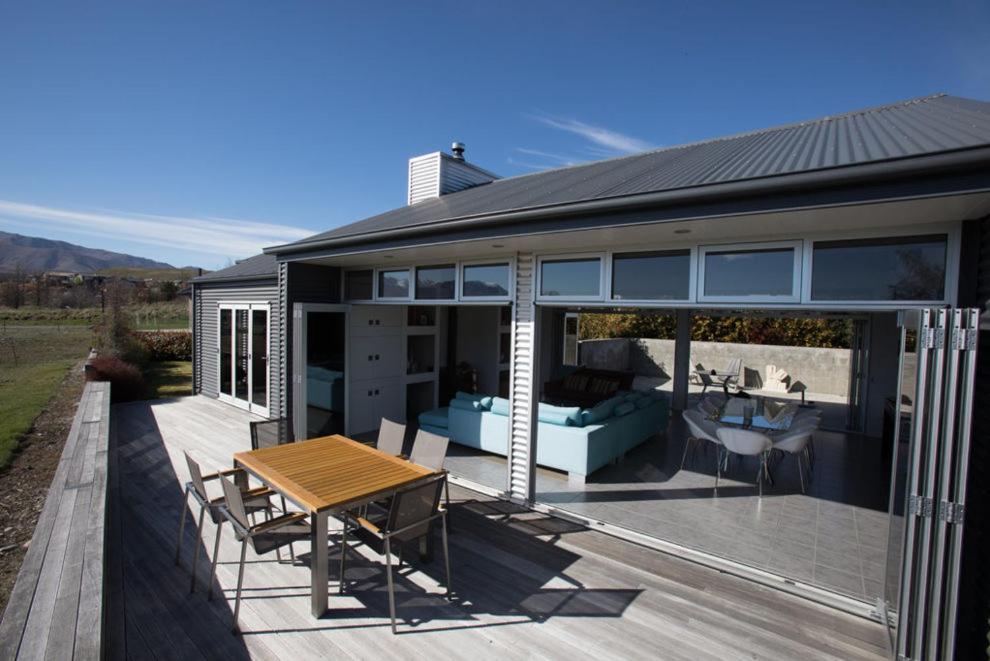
[0, 1, 987, 269]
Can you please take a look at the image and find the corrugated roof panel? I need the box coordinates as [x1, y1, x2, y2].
[280, 95, 990, 249]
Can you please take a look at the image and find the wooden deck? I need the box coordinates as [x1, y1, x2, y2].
[108, 395, 889, 660]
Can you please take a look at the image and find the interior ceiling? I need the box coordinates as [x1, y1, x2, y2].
[302, 191, 990, 268]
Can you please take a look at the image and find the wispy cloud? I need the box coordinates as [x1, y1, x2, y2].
[0, 199, 312, 260]
[529, 113, 654, 154]
[507, 147, 582, 171]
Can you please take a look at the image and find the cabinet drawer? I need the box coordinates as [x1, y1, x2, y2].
[350, 305, 404, 334]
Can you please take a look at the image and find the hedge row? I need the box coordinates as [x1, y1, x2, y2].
[133, 330, 192, 361]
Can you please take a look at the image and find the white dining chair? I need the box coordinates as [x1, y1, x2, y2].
[715, 427, 773, 496]
[681, 409, 721, 470]
[771, 429, 813, 493]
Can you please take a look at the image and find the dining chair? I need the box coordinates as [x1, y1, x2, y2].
[338, 474, 451, 634]
[409, 429, 452, 527]
[771, 429, 814, 493]
[218, 474, 311, 632]
[175, 452, 277, 596]
[681, 409, 721, 470]
[249, 418, 291, 450]
[696, 397, 719, 417]
[377, 418, 407, 456]
[715, 427, 773, 496]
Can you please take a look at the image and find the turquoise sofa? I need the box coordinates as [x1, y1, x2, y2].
[422, 390, 669, 484]
[306, 365, 344, 412]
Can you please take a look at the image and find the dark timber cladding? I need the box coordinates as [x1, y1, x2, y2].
[0, 381, 111, 660]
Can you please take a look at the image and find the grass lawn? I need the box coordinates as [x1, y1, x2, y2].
[0, 325, 92, 468]
[144, 360, 193, 399]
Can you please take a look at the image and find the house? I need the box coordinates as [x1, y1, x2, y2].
[190, 94, 990, 658]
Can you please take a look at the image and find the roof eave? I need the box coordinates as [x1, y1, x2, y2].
[266, 145, 990, 257]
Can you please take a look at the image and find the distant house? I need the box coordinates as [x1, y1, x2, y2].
[191, 95, 990, 657]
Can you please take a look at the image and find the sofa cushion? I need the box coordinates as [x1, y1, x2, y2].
[538, 403, 582, 427]
[454, 391, 493, 409]
[450, 398, 489, 413]
[580, 396, 621, 426]
[563, 373, 590, 391]
[418, 407, 450, 430]
[614, 401, 636, 417]
[491, 397, 510, 416]
[634, 395, 654, 409]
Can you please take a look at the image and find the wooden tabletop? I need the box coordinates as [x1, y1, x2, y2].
[234, 435, 437, 513]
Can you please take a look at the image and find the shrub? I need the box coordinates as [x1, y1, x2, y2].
[134, 331, 192, 361]
[93, 281, 146, 363]
[86, 356, 147, 402]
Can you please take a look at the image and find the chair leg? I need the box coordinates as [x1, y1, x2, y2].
[680, 437, 694, 470]
[444, 478, 453, 534]
[385, 538, 397, 634]
[338, 523, 347, 594]
[797, 453, 806, 494]
[208, 520, 223, 601]
[232, 540, 248, 633]
[190, 505, 206, 593]
[714, 448, 721, 495]
[175, 487, 190, 566]
[441, 513, 452, 598]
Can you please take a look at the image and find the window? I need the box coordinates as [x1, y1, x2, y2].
[462, 263, 510, 297]
[415, 264, 455, 300]
[701, 245, 798, 299]
[540, 257, 601, 298]
[811, 235, 948, 301]
[611, 250, 690, 300]
[343, 269, 373, 300]
[377, 269, 410, 299]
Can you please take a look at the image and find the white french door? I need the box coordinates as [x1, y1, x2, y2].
[218, 302, 270, 416]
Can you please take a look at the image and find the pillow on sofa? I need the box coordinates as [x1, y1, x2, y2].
[454, 391, 493, 409]
[490, 397, 510, 416]
[450, 398, 489, 413]
[614, 401, 636, 417]
[622, 392, 641, 403]
[538, 403, 582, 427]
[634, 395, 654, 409]
[581, 396, 620, 426]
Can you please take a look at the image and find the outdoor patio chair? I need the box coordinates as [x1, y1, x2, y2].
[249, 417, 292, 450]
[681, 409, 721, 470]
[175, 452, 277, 596]
[377, 417, 406, 456]
[771, 429, 814, 493]
[715, 427, 772, 496]
[409, 428, 452, 526]
[338, 473, 451, 634]
[218, 474, 311, 633]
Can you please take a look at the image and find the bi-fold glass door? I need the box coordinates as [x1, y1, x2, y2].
[218, 302, 270, 416]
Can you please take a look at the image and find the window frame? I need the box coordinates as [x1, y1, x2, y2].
[376, 267, 412, 301]
[535, 253, 606, 302]
[459, 258, 514, 302]
[697, 240, 803, 304]
[413, 263, 458, 302]
[341, 268, 375, 302]
[608, 247, 695, 303]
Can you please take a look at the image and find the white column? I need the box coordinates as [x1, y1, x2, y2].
[506, 254, 540, 502]
[671, 309, 691, 411]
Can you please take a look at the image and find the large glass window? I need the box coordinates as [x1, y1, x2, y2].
[703, 247, 795, 298]
[811, 235, 947, 301]
[462, 263, 510, 297]
[612, 250, 690, 300]
[378, 269, 410, 298]
[344, 269, 373, 300]
[415, 264, 455, 300]
[540, 257, 601, 297]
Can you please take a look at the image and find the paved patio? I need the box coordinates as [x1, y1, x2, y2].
[107, 395, 888, 660]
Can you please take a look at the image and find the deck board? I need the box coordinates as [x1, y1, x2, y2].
[108, 395, 889, 660]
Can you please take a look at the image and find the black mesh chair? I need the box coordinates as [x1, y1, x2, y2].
[249, 417, 292, 450]
[339, 474, 451, 633]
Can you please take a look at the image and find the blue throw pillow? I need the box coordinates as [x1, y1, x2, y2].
[538, 403, 582, 426]
[580, 397, 620, 426]
[614, 402, 636, 417]
[454, 391, 493, 410]
[449, 398, 485, 412]
[634, 396, 653, 409]
[490, 397, 510, 416]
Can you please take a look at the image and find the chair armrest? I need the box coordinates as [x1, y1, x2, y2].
[202, 467, 244, 482]
[250, 512, 308, 534]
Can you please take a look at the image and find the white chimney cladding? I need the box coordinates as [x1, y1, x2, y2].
[407, 143, 498, 205]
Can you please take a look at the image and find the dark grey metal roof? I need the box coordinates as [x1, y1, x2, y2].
[191, 253, 277, 284]
[272, 94, 990, 254]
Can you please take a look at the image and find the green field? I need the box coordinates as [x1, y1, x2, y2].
[0, 325, 92, 468]
[144, 360, 193, 399]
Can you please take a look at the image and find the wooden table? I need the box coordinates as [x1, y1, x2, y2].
[234, 435, 438, 617]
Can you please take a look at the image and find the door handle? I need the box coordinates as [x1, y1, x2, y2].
[374, 389, 380, 395]
[374, 354, 380, 360]
[368, 355, 373, 361]
[368, 390, 373, 396]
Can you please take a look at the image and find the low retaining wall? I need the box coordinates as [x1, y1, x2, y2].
[0, 380, 111, 660]
[579, 338, 851, 397]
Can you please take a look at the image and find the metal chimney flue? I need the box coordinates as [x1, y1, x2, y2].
[451, 142, 465, 160]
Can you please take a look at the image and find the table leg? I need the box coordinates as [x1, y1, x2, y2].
[311, 510, 328, 618]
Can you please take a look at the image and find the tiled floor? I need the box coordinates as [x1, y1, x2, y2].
[445, 403, 900, 604]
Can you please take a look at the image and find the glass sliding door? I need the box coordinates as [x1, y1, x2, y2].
[293, 304, 348, 440]
[218, 303, 270, 416]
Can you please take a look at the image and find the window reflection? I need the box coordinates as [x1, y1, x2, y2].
[812, 235, 947, 301]
[704, 248, 794, 297]
[612, 250, 690, 300]
[415, 265, 455, 299]
[463, 263, 510, 297]
[378, 269, 409, 298]
[540, 258, 601, 297]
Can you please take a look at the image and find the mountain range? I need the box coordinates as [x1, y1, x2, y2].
[0, 231, 179, 274]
